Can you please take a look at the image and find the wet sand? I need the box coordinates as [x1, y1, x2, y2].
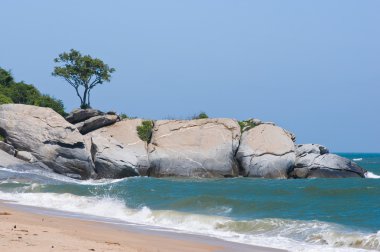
[0, 201, 286, 252]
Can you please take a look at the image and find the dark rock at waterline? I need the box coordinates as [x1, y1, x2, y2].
[65, 108, 104, 124]
[290, 144, 366, 178]
[0, 104, 94, 179]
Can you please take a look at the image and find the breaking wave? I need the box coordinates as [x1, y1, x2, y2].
[0, 191, 378, 252]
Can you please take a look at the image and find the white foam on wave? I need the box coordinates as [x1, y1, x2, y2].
[353, 158, 363, 161]
[0, 167, 129, 185]
[0, 191, 377, 252]
[365, 172, 380, 179]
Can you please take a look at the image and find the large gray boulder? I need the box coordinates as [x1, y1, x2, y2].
[148, 119, 241, 178]
[291, 144, 366, 178]
[65, 108, 104, 124]
[76, 114, 119, 134]
[236, 124, 296, 178]
[88, 119, 150, 178]
[0, 104, 94, 179]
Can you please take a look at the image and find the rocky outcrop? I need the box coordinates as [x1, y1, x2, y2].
[0, 104, 94, 179]
[65, 109, 104, 124]
[148, 119, 241, 178]
[236, 124, 296, 178]
[76, 114, 119, 134]
[88, 119, 150, 178]
[0, 104, 367, 180]
[290, 144, 366, 178]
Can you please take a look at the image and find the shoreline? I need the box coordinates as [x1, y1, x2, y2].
[0, 200, 286, 252]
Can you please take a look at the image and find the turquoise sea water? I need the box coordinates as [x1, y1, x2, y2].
[0, 153, 379, 251]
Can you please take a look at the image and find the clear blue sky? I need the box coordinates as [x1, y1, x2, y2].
[1, 0, 379, 152]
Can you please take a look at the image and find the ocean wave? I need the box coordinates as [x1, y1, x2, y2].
[365, 172, 380, 179]
[353, 158, 363, 162]
[0, 167, 130, 185]
[0, 191, 377, 252]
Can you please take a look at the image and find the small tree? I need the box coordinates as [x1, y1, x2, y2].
[52, 49, 115, 109]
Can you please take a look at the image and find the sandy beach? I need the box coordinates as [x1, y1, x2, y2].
[0, 201, 285, 252]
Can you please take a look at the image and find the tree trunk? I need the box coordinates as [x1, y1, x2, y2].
[87, 89, 91, 108]
[82, 87, 88, 108]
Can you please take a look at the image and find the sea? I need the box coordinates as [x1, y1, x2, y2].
[0, 153, 379, 252]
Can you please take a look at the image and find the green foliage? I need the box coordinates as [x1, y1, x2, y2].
[34, 95, 66, 116]
[0, 67, 66, 116]
[238, 119, 259, 132]
[0, 93, 12, 105]
[6, 82, 41, 104]
[120, 113, 128, 119]
[0, 68, 14, 87]
[52, 49, 115, 109]
[192, 112, 209, 119]
[137, 120, 153, 142]
[0, 134, 4, 142]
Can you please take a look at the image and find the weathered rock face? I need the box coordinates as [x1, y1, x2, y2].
[148, 119, 241, 178]
[76, 114, 119, 134]
[236, 124, 296, 178]
[65, 109, 104, 124]
[16, 151, 36, 163]
[0, 141, 16, 156]
[291, 144, 366, 178]
[0, 104, 94, 179]
[0, 149, 39, 170]
[88, 119, 150, 178]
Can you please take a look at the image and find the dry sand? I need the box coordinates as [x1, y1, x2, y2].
[0, 201, 286, 252]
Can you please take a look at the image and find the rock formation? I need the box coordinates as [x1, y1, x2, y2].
[148, 119, 241, 178]
[66, 109, 119, 134]
[0, 104, 367, 180]
[236, 124, 296, 178]
[65, 108, 104, 124]
[76, 114, 119, 134]
[0, 104, 94, 179]
[290, 144, 366, 178]
[88, 119, 150, 178]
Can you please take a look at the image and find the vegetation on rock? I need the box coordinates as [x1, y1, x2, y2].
[0, 67, 66, 115]
[52, 49, 115, 109]
[119, 113, 129, 119]
[192, 112, 209, 119]
[137, 120, 153, 142]
[238, 119, 260, 132]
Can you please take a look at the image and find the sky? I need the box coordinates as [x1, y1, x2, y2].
[1, 0, 379, 152]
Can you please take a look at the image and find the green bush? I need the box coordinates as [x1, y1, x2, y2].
[34, 95, 66, 116]
[192, 112, 209, 119]
[238, 119, 259, 132]
[137, 120, 153, 142]
[120, 113, 128, 119]
[6, 82, 41, 104]
[0, 67, 66, 116]
[0, 134, 4, 142]
[0, 68, 14, 87]
[0, 93, 12, 105]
